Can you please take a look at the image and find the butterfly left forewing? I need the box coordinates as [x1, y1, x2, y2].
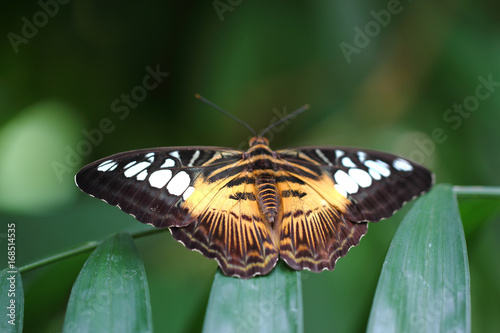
[75, 147, 243, 228]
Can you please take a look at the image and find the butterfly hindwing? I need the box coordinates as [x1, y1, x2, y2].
[171, 169, 279, 278]
[276, 173, 368, 272]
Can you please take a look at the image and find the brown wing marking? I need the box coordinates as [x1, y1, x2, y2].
[170, 169, 278, 278]
[277, 172, 367, 272]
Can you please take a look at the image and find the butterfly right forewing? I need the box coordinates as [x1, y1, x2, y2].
[278, 146, 434, 222]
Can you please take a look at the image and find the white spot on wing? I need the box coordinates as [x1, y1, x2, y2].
[124, 161, 151, 178]
[148, 169, 172, 188]
[393, 158, 413, 172]
[348, 168, 372, 188]
[188, 150, 200, 167]
[335, 150, 345, 159]
[167, 171, 191, 195]
[315, 149, 333, 166]
[145, 152, 155, 162]
[97, 160, 113, 168]
[357, 151, 367, 162]
[341, 157, 357, 168]
[108, 163, 118, 171]
[364, 160, 391, 177]
[136, 169, 148, 181]
[124, 161, 137, 169]
[161, 158, 175, 168]
[97, 160, 118, 172]
[335, 184, 348, 198]
[376, 159, 390, 168]
[334, 170, 359, 194]
[369, 168, 382, 180]
[169, 151, 180, 159]
[182, 186, 195, 200]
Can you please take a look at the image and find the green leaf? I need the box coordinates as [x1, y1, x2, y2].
[63, 233, 153, 333]
[0, 269, 23, 333]
[367, 184, 471, 333]
[203, 261, 303, 333]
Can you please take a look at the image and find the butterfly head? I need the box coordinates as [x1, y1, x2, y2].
[249, 136, 270, 147]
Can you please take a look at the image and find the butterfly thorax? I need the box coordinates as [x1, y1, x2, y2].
[246, 137, 280, 228]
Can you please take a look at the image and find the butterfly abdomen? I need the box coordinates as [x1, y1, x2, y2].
[256, 174, 279, 226]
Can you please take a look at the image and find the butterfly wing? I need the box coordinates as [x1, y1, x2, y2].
[76, 147, 240, 228]
[75, 147, 278, 278]
[275, 146, 434, 271]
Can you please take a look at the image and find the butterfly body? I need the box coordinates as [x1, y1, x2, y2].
[76, 136, 433, 278]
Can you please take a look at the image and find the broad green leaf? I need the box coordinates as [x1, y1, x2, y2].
[203, 261, 303, 333]
[367, 184, 471, 333]
[0, 269, 23, 332]
[63, 233, 152, 333]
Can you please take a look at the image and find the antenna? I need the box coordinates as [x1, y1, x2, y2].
[259, 104, 310, 137]
[195, 94, 309, 138]
[195, 94, 257, 136]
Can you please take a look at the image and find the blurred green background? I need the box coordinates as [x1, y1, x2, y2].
[1, 1, 499, 332]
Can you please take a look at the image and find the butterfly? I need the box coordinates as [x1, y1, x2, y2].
[75, 98, 434, 278]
